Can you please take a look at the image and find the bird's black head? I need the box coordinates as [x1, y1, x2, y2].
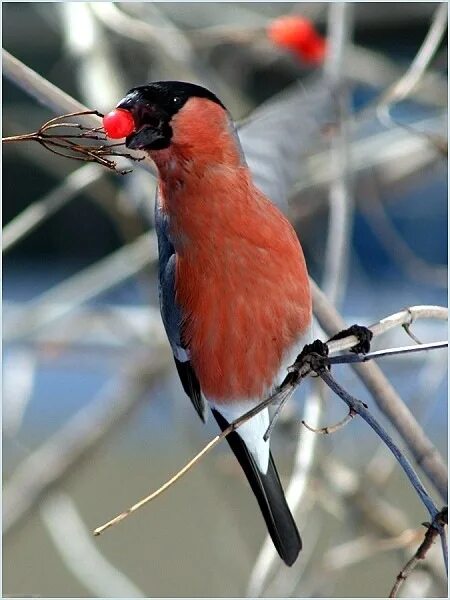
[116, 81, 225, 151]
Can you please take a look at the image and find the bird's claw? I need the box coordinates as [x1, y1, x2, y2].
[328, 324, 373, 354]
[286, 339, 330, 383]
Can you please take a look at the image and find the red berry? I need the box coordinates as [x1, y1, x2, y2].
[103, 109, 135, 139]
[267, 15, 326, 65]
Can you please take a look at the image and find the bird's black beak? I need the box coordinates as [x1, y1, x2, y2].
[116, 95, 172, 151]
[125, 122, 167, 150]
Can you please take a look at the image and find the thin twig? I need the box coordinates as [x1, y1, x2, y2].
[93, 434, 222, 535]
[263, 385, 296, 441]
[93, 385, 294, 535]
[389, 507, 448, 597]
[317, 369, 440, 523]
[328, 341, 448, 365]
[302, 407, 356, 434]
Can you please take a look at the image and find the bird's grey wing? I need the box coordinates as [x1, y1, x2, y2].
[238, 76, 335, 212]
[155, 198, 207, 423]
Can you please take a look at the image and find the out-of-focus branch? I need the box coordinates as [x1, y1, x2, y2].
[40, 492, 145, 598]
[90, 2, 248, 114]
[2, 49, 92, 117]
[60, 3, 124, 112]
[308, 451, 446, 594]
[360, 182, 447, 288]
[3, 163, 104, 252]
[2, 349, 37, 437]
[3, 351, 171, 535]
[378, 2, 447, 120]
[321, 2, 353, 306]
[324, 529, 422, 571]
[346, 44, 447, 108]
[311, 281, 448, 502]
[3, 303, 165, 349]
[3, 232, 158, 342]
[292, 113, 446, 199]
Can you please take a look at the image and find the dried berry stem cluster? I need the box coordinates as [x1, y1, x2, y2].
[2, 110, 143, 175]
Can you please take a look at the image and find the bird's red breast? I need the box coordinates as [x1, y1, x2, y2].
[153, 98, 312, 401]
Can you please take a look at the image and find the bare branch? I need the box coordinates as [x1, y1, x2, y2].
[389, 507, 448, 597]
[40, 492, 145, 597]
[2, 110, 145, 175]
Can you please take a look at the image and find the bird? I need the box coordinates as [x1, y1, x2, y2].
[102, 80, 323, 566]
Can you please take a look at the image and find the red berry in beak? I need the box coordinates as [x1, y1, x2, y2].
[103, 109, 135, 139]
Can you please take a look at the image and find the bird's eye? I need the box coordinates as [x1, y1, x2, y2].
[172, 96, 182, 106]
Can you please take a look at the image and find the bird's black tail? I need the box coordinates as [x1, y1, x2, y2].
[212, 409, 302, 566]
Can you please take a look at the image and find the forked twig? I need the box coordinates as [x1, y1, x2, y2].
[389, 507, 448, 597]
[317, 369, 439, 520]
[2, 110, 143, 175]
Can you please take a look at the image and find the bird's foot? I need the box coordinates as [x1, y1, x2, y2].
[284, 339, 330, 386]
[327, 324, 373, 354]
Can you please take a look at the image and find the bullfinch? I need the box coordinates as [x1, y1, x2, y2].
[103, 81, 314, 566]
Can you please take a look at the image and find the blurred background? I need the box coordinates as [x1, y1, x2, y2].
[3, 2, 447, 598]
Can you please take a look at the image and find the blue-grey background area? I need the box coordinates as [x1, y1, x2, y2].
[3, 2, 447, 598]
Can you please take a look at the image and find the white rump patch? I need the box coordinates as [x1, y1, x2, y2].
[211, 401, 270, 474]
